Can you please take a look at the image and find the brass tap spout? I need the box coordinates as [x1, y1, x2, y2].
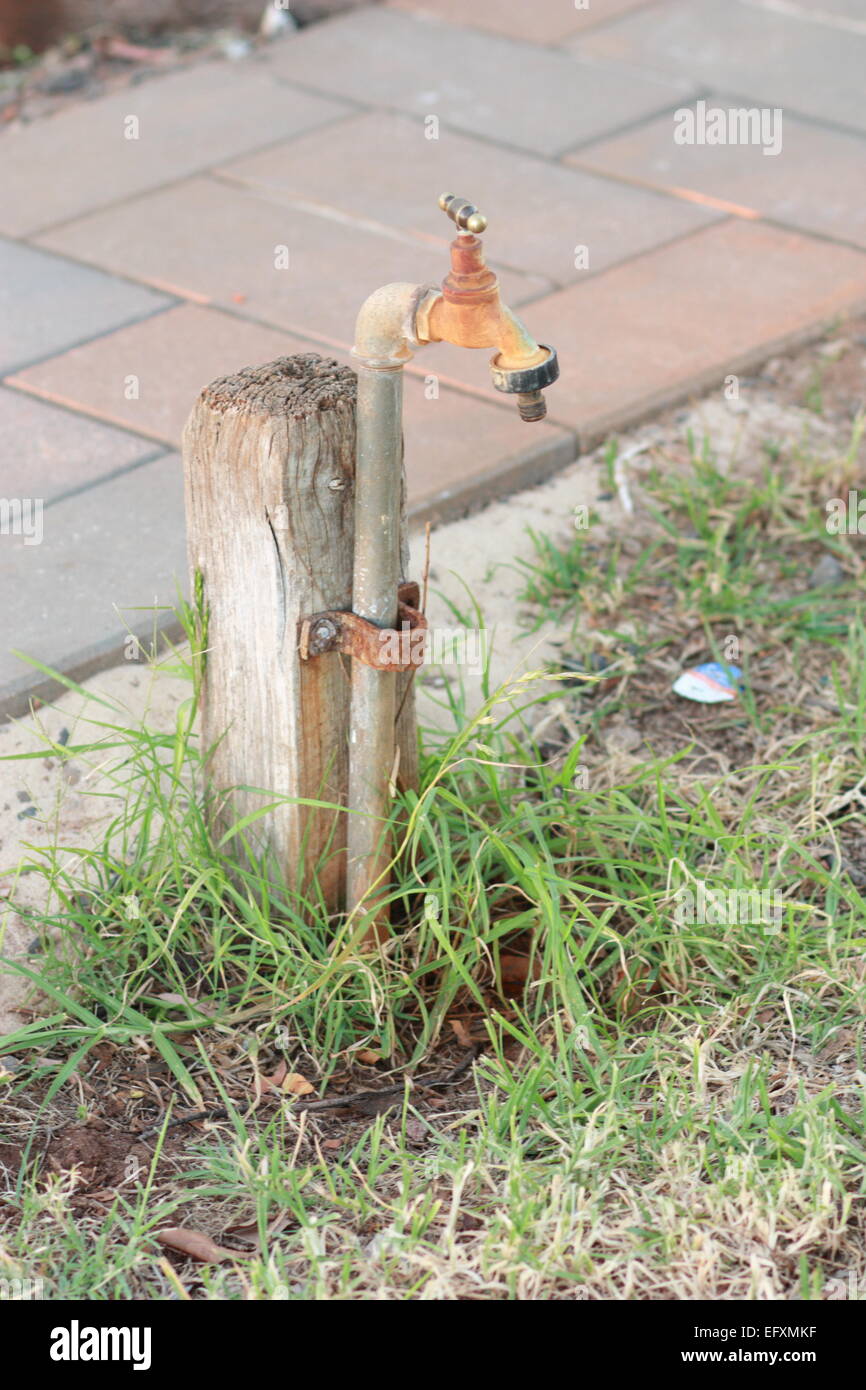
[415, 193, 559, 421]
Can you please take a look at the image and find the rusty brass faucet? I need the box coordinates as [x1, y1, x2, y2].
[420, 193, 559, 420]
[346, 195, 560, 919]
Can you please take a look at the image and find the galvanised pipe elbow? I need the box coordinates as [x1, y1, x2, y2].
[352, 281, 436, 368]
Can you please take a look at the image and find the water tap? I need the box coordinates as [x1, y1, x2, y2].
[415, 193, 559, 421]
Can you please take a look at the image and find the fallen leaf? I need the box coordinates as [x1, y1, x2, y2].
[449, 1018, 474, 1047]
[259, 1060, 288, 1096]
[97, 36, 175, 64]
[156, 1228, 244, 1263]
[283, 1072, 315, 1097]
[357, 1049, 381, 1065]
[499, 954, 530, 983]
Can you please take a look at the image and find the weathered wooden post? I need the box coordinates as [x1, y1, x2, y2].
[182, 353, 417, 912]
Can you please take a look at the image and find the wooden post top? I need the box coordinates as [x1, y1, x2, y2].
[199, 353, 357, 420]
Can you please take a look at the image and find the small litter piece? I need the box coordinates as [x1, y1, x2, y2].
[672, 661, 743, 704]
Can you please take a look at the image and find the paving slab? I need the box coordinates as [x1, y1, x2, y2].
[0, 60, 352, 238]
[262, 8, 696, 155]
[6, 305, 312, 445]
[568, 0, 866, 135]
[220, 110, 720, 286]
[34, 175, 549, 343]
[387, 0, 654, 44]
[399, 379, 575, 519]
[0, 388, 160, 503]
[6, 305, 575, 522]
[0, 238, 171, 375]
[784, 0, 866, 22]
[0, 453, 187, 717]
[419, 220, 866, 442]
[570, 101, 866, 249]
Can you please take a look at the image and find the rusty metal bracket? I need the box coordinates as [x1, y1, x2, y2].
[299, 581, 427, 671]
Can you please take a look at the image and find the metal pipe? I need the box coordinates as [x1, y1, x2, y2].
[347, 284, 431, 917]
[346, 364, 401, 916]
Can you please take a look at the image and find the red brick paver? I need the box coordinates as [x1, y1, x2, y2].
[522, 220, 866, 443]
[220, 110, 720, 287]
[570, 103, 866, 250]
[34, 176, 549, 344]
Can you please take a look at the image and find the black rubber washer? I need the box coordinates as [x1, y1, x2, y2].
[490, 345, 559, 395]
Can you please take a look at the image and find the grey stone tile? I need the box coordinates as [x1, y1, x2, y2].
[0, 61, 352, 237]
[263, 8, 696, 155]
[0, 453, 187, 708]
[569, 0, 866, 134]
[0, 239, 171, 374]
[0, 387, 158, 502]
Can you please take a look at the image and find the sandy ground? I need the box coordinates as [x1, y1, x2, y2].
[2, 329, 861, 1033]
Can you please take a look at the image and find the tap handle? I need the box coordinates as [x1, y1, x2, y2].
[438, 193, 487, 235]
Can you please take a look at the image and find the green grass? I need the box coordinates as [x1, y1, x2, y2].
[1, 419, 866, 1300]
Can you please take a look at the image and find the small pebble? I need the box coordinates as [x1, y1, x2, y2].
[217, 34, 254, 61]
[603, 722, 642, 754]
[809, 554, 845, 588]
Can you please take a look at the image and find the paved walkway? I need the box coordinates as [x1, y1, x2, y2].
[2, 0, 866, 715]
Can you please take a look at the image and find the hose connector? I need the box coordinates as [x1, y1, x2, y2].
[490, 346, 559, 421]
